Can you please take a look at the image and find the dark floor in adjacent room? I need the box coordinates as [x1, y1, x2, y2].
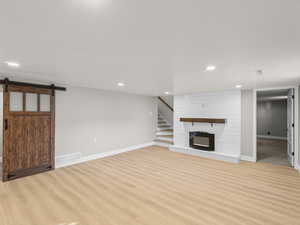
[257, 138, 289, 166]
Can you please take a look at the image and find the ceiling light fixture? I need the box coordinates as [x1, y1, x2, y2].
[5, 61, 20, 68]
[205, 65, 216, 72]
[117, 82, 125, 87]
[164, 91, 170, 95]
[235, 84, 243, 89]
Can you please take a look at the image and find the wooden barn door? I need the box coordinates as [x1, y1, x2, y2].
[2, 85, 55, 181]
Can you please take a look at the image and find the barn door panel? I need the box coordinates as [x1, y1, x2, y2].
[3, 85, 55, 181]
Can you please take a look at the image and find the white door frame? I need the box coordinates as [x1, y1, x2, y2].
[253, 86, 299, 169]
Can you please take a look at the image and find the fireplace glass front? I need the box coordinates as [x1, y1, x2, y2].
[189, 132, 215, 151]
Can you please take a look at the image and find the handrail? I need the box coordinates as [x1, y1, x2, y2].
[158, 97, 173, 112]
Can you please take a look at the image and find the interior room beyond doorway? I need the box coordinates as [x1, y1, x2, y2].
[256, 89, 293, 167]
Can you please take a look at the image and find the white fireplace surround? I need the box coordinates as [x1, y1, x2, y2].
[170, 122, 240, 163]
[170, 91, 241, 163]
[185, 123, 223, 149]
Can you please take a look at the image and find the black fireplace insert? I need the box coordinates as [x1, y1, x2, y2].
[189, 132, 215, 151]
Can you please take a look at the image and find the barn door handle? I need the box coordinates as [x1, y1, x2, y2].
[5, 119, 8, 130]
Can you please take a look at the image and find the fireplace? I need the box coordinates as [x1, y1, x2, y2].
[189, 132, 215, 151]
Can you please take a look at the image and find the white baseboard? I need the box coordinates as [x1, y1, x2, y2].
[169, 145, 240, 163]
[153, 142, 172, 148]
[55, 142, 154, 169]
[240, 155, 256, 162]
[295, 162, 300, 172]
[56, 152, 82, 168]
[257, 135, 287, 140]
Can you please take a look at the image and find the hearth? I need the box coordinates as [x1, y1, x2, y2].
[189, 132, 215, 151]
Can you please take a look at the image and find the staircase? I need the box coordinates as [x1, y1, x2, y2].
[154, 114, 174, 147]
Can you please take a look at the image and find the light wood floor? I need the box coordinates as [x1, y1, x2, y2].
[1, 146, 300, 225]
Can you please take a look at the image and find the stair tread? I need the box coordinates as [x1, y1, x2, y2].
[157, 129, 173, 132]
[157, 135, 173, 138]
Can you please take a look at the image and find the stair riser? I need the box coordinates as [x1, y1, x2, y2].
[156, 132, 173, 135]
[156, 137, 173, 142]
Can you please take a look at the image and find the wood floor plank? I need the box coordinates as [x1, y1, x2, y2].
[0, 146, 300, 225]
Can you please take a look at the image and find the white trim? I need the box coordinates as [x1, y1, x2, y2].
[295, 162, 300, 173]
[294, 86, 299, 170]
[295, 163, 300, 173]
[153, 142, 172, 148]
[257, 96, 288, 101]
[255, 85, 298, 91]
[240, 155, 256, 162]
[169, 145, 240, 163]
[56, 142, 154, 168]
[253, 90, 257, 162]
[257, 135, 287, 140]
[55, 152, 82, 167]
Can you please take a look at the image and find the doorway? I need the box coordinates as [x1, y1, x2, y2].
[256, 89, 294, 167]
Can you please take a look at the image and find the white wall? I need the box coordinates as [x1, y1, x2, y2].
[241, 90, 255, 160]
[257, 100, 287, 138]
[298, 86, 300, 168]
[0, 87, 156, 161]
[174, 90, 241, 156]
[158, 100, 173, 125]
[55, 87, 157, 158]
[158, 96, 174, 125]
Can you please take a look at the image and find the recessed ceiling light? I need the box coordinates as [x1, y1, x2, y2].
[164, 91, 170, 95]
[235, 84, 243, 89]
[5, 61, 20, 68]
[205, 65, 216, 71]
[117, 82, 125, 87]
